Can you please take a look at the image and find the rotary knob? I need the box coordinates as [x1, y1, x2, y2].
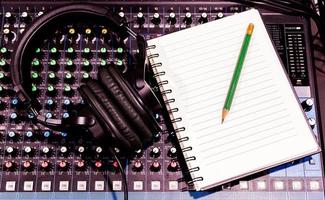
[75, 160, 86, 171]
[150, 147, 161, 158]
[167, 147, 177, 158]
[41, 146, 52, 157]
[151, 12, 161, 25]
[167, 12, 177, 25]
[183, 12, 192, 25]
[58, 160, 69, 171]
[301, 98, 313, 112]
[198, 12, 208, 24]
[40, 160, 51, 171]
[150, 161, 161, 172]
[132, 160, 143, 172]
[4, 161, 16, 171]
[23, 146, 34, 157]
[22, 160, 34, 171]
[168, 160, 179, 172]
[137, 12, 145, 25]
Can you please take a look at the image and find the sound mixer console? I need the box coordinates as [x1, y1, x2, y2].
[0, 1, 324, 200]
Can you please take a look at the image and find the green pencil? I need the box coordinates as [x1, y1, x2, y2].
[221, 23, 254, 123]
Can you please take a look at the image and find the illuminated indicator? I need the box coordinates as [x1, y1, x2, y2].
[85, 28, 92, 34]
[102, 28, 108, 34]
[35, 48, 41, 53]
[31, 84, 37, 92]
[84, 48, 90, 53]
[50, 47, 57, 53]
[32, 59, 40, 66]
[69, 28, 75, 34]
[0, 47, 7, 53]
[116, 60, 123, 66]
[31, 72, 38, 79]
[50, 59, 56, 66]
[117, 47, 123, 53]
[100, 60, 107, 66]
[67, 47, 74, 53]
[48, 72, 56, 79]
[100, 47, 106, 53]
[47, 85, 54, 92]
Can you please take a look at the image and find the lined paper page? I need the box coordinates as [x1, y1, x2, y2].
[147, 9, 320, 190]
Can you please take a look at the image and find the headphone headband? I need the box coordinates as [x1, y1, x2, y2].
[11, 3, 130, 107]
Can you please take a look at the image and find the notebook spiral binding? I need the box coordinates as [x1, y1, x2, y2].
[147, 44, 203, 185]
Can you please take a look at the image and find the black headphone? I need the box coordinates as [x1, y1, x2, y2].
[11, 3, 161, 152]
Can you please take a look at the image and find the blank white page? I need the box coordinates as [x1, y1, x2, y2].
[147, 9, 320, 191]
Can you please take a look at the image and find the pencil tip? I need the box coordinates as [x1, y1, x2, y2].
[221, 109, 229, 124]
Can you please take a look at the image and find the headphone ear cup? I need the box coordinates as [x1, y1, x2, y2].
[78, 80, 143, 152]
[98, 67, 157, 142]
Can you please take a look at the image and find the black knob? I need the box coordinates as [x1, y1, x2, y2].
[301, 98, 313, 112]
[183, 12, 192, 25]
[20, 12, 31, 24]
[40, 160, 51, 171]
[167, 147, 177, 158]
[94, 160, 103, 170]
[22, 160, 34, 171]
[150, 161, 161, 172]
[132, 160, 143, 172]
[199, 12, 208, 24]
[76, 146, 86, 154]
[167, 160, 179, 172]
[4, 12, 15, 24]
[167, 12, 177, 25]
[67, 27, 78, 41]
[7, 131, 18, 141]
[82, 48, 92, 59]
[46, 84, 56, 97]
[5, 146, 17, 156]
[64, 72, 75, 84]
[23, 146, 34, 157]
[59, 146, 69, 156]
[45, 99, 56, 110]
[63, 84, 74, 97]
[215, 12, 224, 20]
[150, 147, 161, 158]
[4, 161, 16, 171]
[49, 59, 59, 72]
[151, 13, 161, 25]
[41, 146, 52, 157]
[75, 160, 86, 171]
[47, 71, 58, 84]
[308, 118, 316, 129]
[58, 160, 69, 171]
[137, 12, 145, 25]
[66, 47, 76, 59]
[65, 59, 76, 72]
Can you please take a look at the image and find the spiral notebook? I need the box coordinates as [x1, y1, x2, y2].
[147, 9, 320, 191]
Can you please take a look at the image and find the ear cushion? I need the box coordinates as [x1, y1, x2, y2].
[78, 80, 142, 151]
[104, 66, 160, 133]
[98, 67, 153, 143]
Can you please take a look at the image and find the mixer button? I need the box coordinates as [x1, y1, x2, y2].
[59, 181, 69, 191]
[274, 181, 284, 190]
[133, 181, 143, 190]
[41, 181, 51, 191]
[151, 13, 161, 25]
[137, 12, 145, 25]
[5, 181, 16, 191]
[292, 180, 302, 190]
[169, 181, 178, 190]
[112, 181, 122, 191]
[151, 181, 161, 190]
[150, 146, 161, 158]
[309, 180, 320, 190]
[95, 181, 105, 191]
[183, 12, 192, 25]
[239, 180, 249, 189]
[77, 181, 87, 191]
[23, 181, 34, 191]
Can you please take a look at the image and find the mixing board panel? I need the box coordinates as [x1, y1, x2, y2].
[0, 1, 324, 200]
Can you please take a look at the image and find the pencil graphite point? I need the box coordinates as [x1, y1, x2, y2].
[221, 109, 229, 124]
